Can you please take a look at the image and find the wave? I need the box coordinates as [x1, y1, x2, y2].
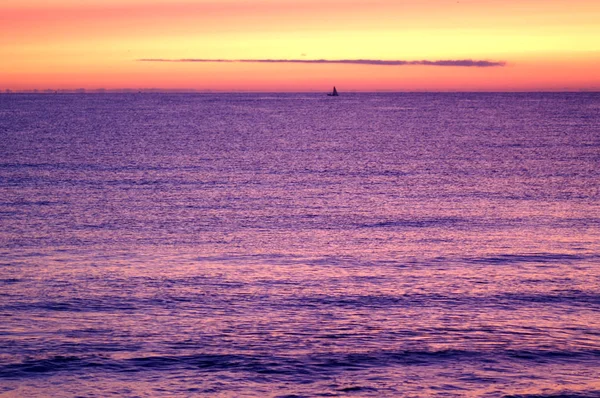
[497, 291, 600, 306]
[190, 252, 597, 268]
[296, 290, 600, 309]
[356, 216, 466, 229]
[464, 253, 591, 265]
[4, 290, 598, 319]
[3, 348, 600, 379]
[504, 391, 600, 398]
[2, 299, 138, 313]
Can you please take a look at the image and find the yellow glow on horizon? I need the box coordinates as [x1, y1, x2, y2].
[1, 0, 599, 90]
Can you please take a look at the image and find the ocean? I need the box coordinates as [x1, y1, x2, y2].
[1, 92, 599, 397]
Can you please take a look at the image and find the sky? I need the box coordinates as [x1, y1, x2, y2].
[1, 0, 599, 91]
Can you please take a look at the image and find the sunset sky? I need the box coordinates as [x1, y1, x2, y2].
[1, 0, 599, 91]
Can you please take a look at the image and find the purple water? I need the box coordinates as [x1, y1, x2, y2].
[1, 93, 599, 397]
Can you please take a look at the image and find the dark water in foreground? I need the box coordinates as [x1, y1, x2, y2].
[1, 93, 599, 397]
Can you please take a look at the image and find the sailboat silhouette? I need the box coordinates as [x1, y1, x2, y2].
[327, 86, 339, 96]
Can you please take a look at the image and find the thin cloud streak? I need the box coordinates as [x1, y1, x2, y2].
[138, 58, 507, 67]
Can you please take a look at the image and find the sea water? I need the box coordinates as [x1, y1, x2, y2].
[1, 93, 599, 397]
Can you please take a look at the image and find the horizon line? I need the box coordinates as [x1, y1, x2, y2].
[3, 89, 599, 94]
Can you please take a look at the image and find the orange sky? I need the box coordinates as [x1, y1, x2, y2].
[1, 0, 599, 91]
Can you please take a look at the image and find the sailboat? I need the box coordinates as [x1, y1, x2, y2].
[327, 86, 339, 96]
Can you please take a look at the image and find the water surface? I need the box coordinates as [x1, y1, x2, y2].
[1, 93, 599, 397]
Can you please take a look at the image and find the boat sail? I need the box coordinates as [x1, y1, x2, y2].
[327, 86, 339, 96]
